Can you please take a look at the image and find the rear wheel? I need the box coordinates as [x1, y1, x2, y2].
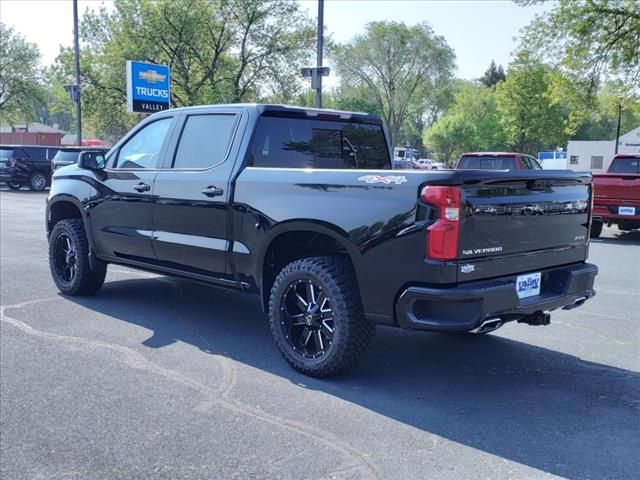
[590, 220, 603, 238]
[268, 256, 375, 377]
[7, 182, 22, 190]
[28, 171, 47, 191]
[49, 219, 107, 295]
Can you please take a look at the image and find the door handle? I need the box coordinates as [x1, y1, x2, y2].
[201, 186, 224, 197]
[134, 182, 151, 192]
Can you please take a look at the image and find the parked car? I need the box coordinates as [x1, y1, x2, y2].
[413, 158, 445, 170]
[456, 152, 542, 170]
[393, 146, 419, 169]
[46, 104, 598, 377]
[0, 145, 59, 191]
[51, 147, 109, 172]
[591, 153, 640, 237]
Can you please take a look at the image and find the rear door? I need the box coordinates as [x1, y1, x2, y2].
[151, 108, 243, 283]
[456, 172, 592, 281]
[90, 115, 175, 261]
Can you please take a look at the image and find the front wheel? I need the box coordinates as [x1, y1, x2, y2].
[28, 171, 47, 191]
[49, 218, 107, 295]
[590, 220, 603, 238]
[268, 256, 375, 378]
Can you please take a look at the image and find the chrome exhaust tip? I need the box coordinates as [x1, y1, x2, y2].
[562, 296, 587, 311]
[471, 318, 503, 334]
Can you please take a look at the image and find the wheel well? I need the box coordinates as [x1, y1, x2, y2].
[261, 231, 355, 311]
[48, 201, 82, 236]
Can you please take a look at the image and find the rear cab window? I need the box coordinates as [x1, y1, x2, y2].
[249, 115, 391, 169]
[172, 114, 238, 169]
[457, 155, 517, 170]
[609, 157, 640, 173]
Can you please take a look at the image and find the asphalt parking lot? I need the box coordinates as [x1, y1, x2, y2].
[1, 188, 638, 480]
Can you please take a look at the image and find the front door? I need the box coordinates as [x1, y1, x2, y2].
[90, 116, 174, 261]
[152, 110, 241, 282]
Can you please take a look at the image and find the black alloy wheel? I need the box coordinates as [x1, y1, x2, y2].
[48, 218, 107, 295]
[280, 279, 335, 359]
[268, 256, 375, 377]
[52, 233, 77, 283]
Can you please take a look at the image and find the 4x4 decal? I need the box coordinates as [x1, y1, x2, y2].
[358, 175, 407, 185]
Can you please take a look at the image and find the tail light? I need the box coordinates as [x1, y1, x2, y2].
[421, 185, 461, 260]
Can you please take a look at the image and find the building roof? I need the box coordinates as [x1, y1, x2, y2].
[0, 122, 67, 134]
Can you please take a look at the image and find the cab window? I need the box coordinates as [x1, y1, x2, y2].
[172, 114, 237, 169]
[114, 118, 172, 169]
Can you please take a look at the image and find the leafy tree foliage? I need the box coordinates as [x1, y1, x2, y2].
[334, 21, 455, 150]
[54, 0, 315, 141]
[495, 51, 567, 153]
[0, 23, 43, 124]
[572, 81, 640, 139]
[423, 81, 506, 161]
[480, 60, 506, 87]
[518, 0, 640, 88]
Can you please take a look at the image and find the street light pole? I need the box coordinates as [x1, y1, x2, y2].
[73, 0, 82, 146]
[316, 0, 324, 108]
[614, 102, 622, 155]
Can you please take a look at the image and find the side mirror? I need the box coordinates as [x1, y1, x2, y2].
[78, 151, 105, 170]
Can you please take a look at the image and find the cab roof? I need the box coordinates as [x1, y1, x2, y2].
[164, 103, 382, 125]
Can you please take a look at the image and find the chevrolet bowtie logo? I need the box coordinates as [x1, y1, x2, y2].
[138, 70, 166, 83]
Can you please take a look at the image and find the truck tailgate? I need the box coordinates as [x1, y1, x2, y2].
[593, 173, 640, 203]
[455, 171, 591, 282]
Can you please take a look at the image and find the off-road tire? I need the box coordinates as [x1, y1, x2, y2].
[268, 256, 375, 378]
[49, 218, 107, 295]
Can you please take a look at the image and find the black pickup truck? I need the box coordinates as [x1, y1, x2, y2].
[46, 104, 598, 377]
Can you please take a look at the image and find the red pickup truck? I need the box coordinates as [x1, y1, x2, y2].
[591, 153, 640, 237]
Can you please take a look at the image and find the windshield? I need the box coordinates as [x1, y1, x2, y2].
[609, 158, 640, 174]
[457, 156, 517, 170]
[53, 150, 81, 163]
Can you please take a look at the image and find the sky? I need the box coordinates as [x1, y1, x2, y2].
[0, 0, 553, 83]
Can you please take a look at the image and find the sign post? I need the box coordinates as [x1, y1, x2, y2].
[126, 61, 171, 114]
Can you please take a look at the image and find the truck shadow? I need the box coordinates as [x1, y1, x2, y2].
[66, 277, 639, 479]
[591, 229, 640, 246]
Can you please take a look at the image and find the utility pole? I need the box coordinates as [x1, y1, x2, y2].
[73, 0, 82, 146]
[300, 0, 329, 108]
[614, 102, 622, 155]
[316, 0, 324, 108]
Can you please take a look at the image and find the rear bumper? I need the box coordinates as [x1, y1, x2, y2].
[593, 204, 640, 222]
[396, 262, 598, 331]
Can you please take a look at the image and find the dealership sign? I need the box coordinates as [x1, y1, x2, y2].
[126, 61, 171, 113]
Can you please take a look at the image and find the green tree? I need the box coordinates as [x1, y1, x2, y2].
[334, 21, 455, 150]
[55, 0, 315, 141]
[423, 81, 506, 161]
[0, 23, 43, 124]
[518, 0, 640, 88]
[572, 81, 640, 139]
[480, 60, 506, 87]
[495, 52, 567, 153]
